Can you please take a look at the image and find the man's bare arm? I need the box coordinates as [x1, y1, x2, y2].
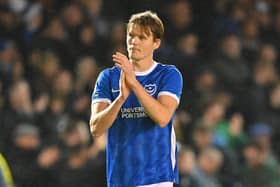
[89, 97, 124, 137]
[130, 81, 178, 127]
[89, 72, 130, 137]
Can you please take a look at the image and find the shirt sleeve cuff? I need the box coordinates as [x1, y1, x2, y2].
[92, 98, 112, 105]
[157, 91, 180, 104]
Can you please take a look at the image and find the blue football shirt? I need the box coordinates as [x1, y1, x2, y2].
[92, 62, 183, 187]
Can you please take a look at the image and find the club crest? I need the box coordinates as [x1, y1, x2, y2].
[144, 84, 157, 95]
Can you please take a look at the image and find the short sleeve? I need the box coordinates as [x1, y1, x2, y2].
[158, 67, 183, 104]
[91, 69, 112, 104]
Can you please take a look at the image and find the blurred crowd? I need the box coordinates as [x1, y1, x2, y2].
[1, 0, 280, 187]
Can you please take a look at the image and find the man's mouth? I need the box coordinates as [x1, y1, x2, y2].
[129, 47, 140, 51]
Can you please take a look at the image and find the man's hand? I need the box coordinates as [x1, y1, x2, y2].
[113, 52, 137, 88]
[119, 71, 131, 100]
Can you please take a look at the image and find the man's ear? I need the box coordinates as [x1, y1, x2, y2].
[153, 39, 161, 50]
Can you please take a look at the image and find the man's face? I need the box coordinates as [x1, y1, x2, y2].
[244, 146, 264, 167]
[126, 24, 160, 62]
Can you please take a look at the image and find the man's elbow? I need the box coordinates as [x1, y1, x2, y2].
[89, 122, 103, 137]
[91, 127, 104, 137]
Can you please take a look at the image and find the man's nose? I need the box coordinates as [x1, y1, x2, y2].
[131, 37, 139, 44]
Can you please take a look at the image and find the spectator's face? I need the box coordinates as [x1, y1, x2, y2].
[80, 25, 95, 44]
[111, 23, 126, 44]
[170, 1, 192, 28]
[196, 71, 216, 90]
[77, 57, 98, 82]
[244, 146, 264, 167]
[42, 52, 60, 79]
[86, 0, 103, 16]
[177, 34, 198, 55]
[199, 153, 222, 175]
[9, 81, 31, 110]
[50, 98, 65, 114]
[255, 135, 271, 150]
[63, 122, 90, 147]
[14, 135, 40, 150]
[243, 20, 259, 39]
[193, 130, 213, 149]
[204, 103, 225, 124]
[257, 11, 271, 28]
[126, 24, 160, 62]
[222, 35, 241, 59]
[63, 4, 83, 27]
[64, 129, 82, 147]
[231, 5, 246, 22]
[53, 71, 73, 96]
[47, 18, 65, 40]
[254, 63, 278, 85]
[0, 45, 13, 62]
[260, 45, 277, 63]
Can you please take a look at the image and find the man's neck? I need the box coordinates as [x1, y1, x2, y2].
[132, 58, 155, 72]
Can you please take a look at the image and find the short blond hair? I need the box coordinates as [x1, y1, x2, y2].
[127, 10, 164, 40]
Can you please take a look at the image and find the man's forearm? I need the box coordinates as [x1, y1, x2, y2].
[90, 96, 125, 136]
[131, 81, 174, 127]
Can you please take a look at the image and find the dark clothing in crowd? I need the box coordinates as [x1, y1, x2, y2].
[1, 0, 280, 187]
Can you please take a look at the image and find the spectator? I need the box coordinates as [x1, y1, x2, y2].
[249, 123, 279, 168]
[212, 33, 251, 95]
[241, 61, 278, 124]
[74, 56, 99, 94]
[165, 0, 195, 45]
[214, 113, 247, 151]
[257, 82, 280, 159]
[175, 146, 196, 187]
[0, 153, 14, 187]
[240, 141, 280, 187]
[7, 123, 42, 187]
[53, 120, 105, 187]
[191, 147, 223, 187]
[1, 80, 36, 154]
[0, 40, 23, 91]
